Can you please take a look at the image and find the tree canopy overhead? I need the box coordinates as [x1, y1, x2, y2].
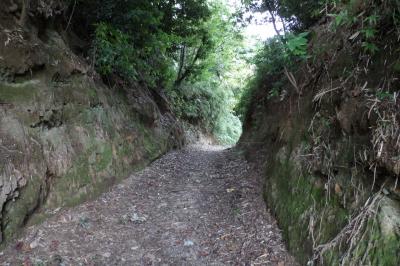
[68, 0, 248, 144]
[73, 0, 224, 88]
[242, 0, 328, 31]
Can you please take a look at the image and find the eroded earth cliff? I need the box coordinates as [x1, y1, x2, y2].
[239, 3, 400, 264]
[0, 0, 183, 244]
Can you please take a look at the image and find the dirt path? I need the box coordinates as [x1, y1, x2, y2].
[1, 145, 297, 266]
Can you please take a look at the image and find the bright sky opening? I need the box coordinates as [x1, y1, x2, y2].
[226, 0, 283, 45]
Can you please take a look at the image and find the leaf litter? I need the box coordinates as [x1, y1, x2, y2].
[1, 145, 298, 265]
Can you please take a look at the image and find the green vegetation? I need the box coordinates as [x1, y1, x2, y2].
[78, 0, 400, 263]
[235, 31, 310, 119]
[165, 1, 248, 144]
[0, 81, 39, 103]
[86, 0, 212, 87]
[238, 0, 400, 118]
[69, 0, 253, 144]
[236, 0, 400, 264]
[3, 0, 400, 261]
[242, 0, 330, 31]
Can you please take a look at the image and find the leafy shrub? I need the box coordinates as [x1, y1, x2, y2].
[214, 112, 242, 145]
[285, 32, 310, 58]
[73, 0, 251, 144]
[167, 81, 223, 129]
[74, 0, 216, 88]
[94, 23, 139, 81]
[168, 71, 244, 145]
[236, 32, 309, 120]
[328, 0, 400, 55]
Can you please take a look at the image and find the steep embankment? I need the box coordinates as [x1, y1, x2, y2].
[0, 1, 183, 244]
[239, 4, 400, 265]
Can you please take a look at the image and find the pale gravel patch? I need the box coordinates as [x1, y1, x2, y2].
[0, 144, 297, 266]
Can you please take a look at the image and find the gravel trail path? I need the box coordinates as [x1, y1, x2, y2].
[1, 145, 297, 266]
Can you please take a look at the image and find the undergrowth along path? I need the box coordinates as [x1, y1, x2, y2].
[1, 145, 297, 265]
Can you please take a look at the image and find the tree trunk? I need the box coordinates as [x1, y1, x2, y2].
[269, 10, 281, 38]
[175, 45, 203, 87]
[176, 45, 186, 85]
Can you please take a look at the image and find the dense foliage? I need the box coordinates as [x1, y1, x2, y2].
[69, 0, 248, 144]
[243, 0, 330, 31]
[76, 0, 213, 88]
[74, 0, 400, 145]
[166, 2, 249, 144]
[238, 0, 400, 119]
[235, 31, 309, 119]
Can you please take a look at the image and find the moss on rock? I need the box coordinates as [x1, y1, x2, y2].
[0, 81, 39, 103]
[0, 48, 182, 245]
[2, 175, 44, 241]
[264, 154, 349, 264]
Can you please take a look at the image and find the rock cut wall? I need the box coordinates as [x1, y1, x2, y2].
[0, 0, 184, 244]
[239, 8, 400, 265]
